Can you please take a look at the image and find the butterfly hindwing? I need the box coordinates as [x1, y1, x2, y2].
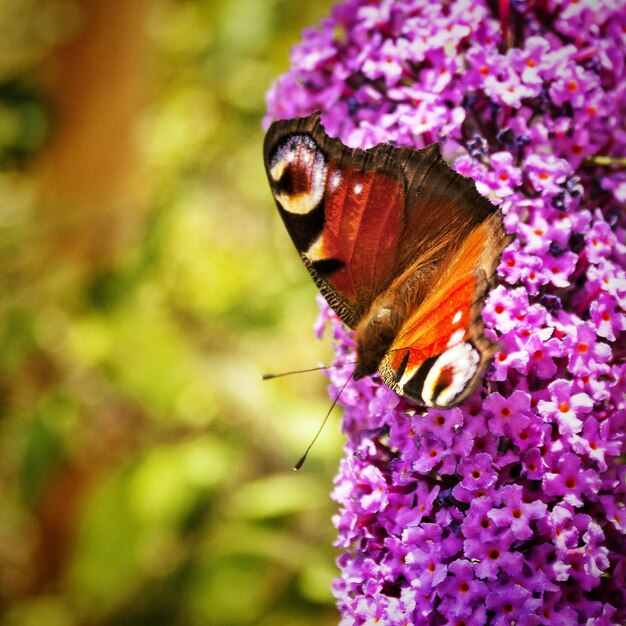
[378, 216, 509, 407]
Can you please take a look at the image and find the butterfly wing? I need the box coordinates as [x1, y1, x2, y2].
[378, 215, 510, 407]
[264, 112, 410, 327]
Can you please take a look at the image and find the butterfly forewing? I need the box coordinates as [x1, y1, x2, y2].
[264, 113, 411, 327]
[316, 161, 406, 311]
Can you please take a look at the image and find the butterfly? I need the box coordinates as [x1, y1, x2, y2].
[263, 112, 511, 408]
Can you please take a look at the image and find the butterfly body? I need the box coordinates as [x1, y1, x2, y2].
[264, 112, 511, 408]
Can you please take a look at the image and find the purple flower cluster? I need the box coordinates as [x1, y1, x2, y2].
[266, 1, 626, 623]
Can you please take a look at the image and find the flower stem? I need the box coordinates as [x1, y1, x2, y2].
[584, 155, 626, 167]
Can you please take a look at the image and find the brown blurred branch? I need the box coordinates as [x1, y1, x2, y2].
[34, 0, 149, 267]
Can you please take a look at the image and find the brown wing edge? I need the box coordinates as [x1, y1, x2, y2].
[301, 254, 361, 327]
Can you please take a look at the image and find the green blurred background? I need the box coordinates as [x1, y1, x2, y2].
[0, 1, 344, 624]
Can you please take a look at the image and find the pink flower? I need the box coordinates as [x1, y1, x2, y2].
[488, 484, 547, 541]
[537, 379, 594, 436]
[543, 453, 602, 508]
[483, 390, 532, 437]
[563, 323, 612, 378]
[524, 153, 570, 195]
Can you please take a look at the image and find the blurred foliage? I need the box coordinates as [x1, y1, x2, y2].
[0, 1, 342, 625]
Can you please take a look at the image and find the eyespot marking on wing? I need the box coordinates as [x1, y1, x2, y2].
[269, 135, 327, 215]
[399, 354, 438, 397]
[420, 342, 480, 406]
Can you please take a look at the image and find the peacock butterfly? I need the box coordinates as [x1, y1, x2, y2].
[263, 112, 511, 408]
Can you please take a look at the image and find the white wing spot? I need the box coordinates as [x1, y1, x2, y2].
[353, 183, 363, 194]
[330, 171, 342, 190]
[452, 310, 463, 324]
[447, 328, 465, 348]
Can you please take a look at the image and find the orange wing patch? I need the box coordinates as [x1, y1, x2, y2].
[387, 273, 475, 374]
[381, 273, 483, 407]
[379, 218, 505, 407]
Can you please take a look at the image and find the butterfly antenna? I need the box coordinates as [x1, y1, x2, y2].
[262, 362, 357, 380]
[294, 369, 355, 471]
